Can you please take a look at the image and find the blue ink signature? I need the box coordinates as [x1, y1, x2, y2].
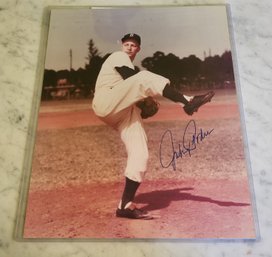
[159, 120, 214, 171]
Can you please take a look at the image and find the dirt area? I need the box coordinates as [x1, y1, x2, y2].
[23, 89, 256, 239]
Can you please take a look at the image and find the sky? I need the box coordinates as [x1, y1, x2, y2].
[44, 5, 232, 71]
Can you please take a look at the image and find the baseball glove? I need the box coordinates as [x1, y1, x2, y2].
[136, 97, 160, 119]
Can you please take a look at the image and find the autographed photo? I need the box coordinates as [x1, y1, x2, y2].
[22, 6, 257, 239]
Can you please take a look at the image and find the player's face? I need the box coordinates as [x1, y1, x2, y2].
[121, 39, 140, 60]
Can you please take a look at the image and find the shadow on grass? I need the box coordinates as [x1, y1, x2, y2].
[135, 187, 250, 211]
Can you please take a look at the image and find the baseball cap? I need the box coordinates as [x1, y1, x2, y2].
[121, 33, 141, 45]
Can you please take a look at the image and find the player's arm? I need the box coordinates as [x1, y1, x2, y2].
[115, 66, 138, 80]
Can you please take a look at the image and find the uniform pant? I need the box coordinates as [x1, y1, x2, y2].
[92, 70, 170, 182]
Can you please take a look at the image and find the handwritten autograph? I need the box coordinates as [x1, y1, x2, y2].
[159, 120, 214, 171]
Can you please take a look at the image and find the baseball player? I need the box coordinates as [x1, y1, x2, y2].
[92, 33, 214, 219]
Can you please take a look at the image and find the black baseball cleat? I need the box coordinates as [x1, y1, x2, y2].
[116, 207, 153, 220]
[183, 91, 215, 116]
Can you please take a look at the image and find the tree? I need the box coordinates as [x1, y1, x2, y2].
[85, 39, 103, 97]
[87, 39, 100, 61]
[43, 69, 57, 87]
[142, 50, 234, 90]
[180, 55, 202, 79]
[142, 51, 181, 84]
[221, 51, 234, 80]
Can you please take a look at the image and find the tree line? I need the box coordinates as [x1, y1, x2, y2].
[42, 39, 235, 100]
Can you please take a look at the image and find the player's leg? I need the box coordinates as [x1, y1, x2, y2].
[114, 67, 214, 115]
[119, 108, 148, 183]
[115, 106, 152, 219]
[93, 70, 213, 117]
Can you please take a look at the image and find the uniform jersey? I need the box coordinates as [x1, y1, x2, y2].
[95, 51, 135, 91]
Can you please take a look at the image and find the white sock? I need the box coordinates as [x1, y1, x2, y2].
[179, 95, 193, 107]
[184, 95, 193, 102]
[118, 201, 133, 209]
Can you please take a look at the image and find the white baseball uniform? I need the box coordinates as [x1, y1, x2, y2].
[92, 51, 170, 182]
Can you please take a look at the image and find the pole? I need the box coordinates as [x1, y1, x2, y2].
[69, 49, 72, 71]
